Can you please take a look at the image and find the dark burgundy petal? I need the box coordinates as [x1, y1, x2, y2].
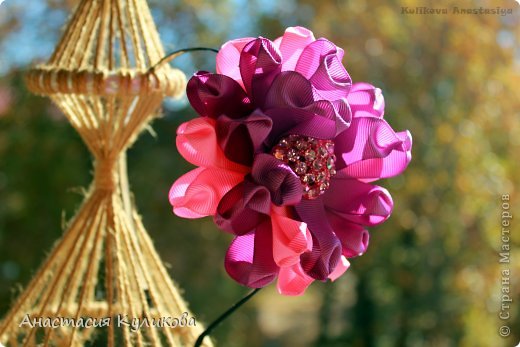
[215, 180, 271, 235]
[225, 222, 279, 288]
[264, 71, 315, 110]
[240, 38, 282, 106]
[295, 198, 342, 280]
[187, 71, 253, 119]
[323, 177, 393, 226]
[295, 39, 351, 100]
[216, 110, 273, 166]
[264, 107, 336, 148]
[251, 153, 302, 206]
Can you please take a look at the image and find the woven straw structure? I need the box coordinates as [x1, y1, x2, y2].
[0, 0, 212, 346]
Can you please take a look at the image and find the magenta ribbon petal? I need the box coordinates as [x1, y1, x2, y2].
[347, 82, 385, 119]
[295, 197, 342, 280]
[240, 37, 282, 106]
[323, 178, 393, 226]
[295, 39, 351, 100]
[332, 99, 352, 134]
[251, 153, 302, 206]
[327, 211, 370, 258]
[216, 110, 273, 166]
[215, 180, 271, 235]
[187, 71, 253, 119]
[225, 222, 278, 288]
[334, 116, 412, 180]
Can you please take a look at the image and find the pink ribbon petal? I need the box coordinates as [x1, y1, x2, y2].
[271, 212, 313, 267]
[216, 37, 255, 89]
[168, 168, 207, 218]
[328, 255, 350, 281]
[277, 263, 315, 296]
[169, 167, 244, 218]
[176, 117, 249, 173]
[276, 26, 316, 71]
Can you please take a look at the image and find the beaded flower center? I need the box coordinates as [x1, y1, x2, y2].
[271, 135, 337, 200]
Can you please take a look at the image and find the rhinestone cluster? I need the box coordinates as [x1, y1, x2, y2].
[271, 135, 337, 199]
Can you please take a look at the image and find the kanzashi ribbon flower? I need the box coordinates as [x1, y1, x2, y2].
[169, 26, 412, 295]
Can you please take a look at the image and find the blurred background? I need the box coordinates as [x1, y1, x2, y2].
[0, 0, 519, 346]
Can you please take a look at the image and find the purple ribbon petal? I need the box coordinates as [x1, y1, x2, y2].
[264, 107, 336, 148]
[261, 71, 339, 147]
[224, 222, 279, 288]
[215, 179, 271, 235]
[263, 71, 351, 134]
[295, 197, 342, 280]
[251, 153, 302, 206]
[187, 71, 253, 119]
[264, 71, 315, 109]
[216, 110, 273, 166]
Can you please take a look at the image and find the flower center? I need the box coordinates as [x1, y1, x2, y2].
[271, 135, 337, 200]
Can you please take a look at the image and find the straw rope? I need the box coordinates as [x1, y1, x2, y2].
[0, 0, 211, 346]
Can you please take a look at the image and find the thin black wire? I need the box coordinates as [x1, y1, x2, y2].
[148, 47, 219, 72]
[194, 288, 262, 347]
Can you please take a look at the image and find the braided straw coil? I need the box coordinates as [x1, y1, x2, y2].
[0, 0, 212, 346]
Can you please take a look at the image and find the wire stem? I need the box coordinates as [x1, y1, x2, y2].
[149, 47, 219, 72]
[194, 288, 262, 347]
